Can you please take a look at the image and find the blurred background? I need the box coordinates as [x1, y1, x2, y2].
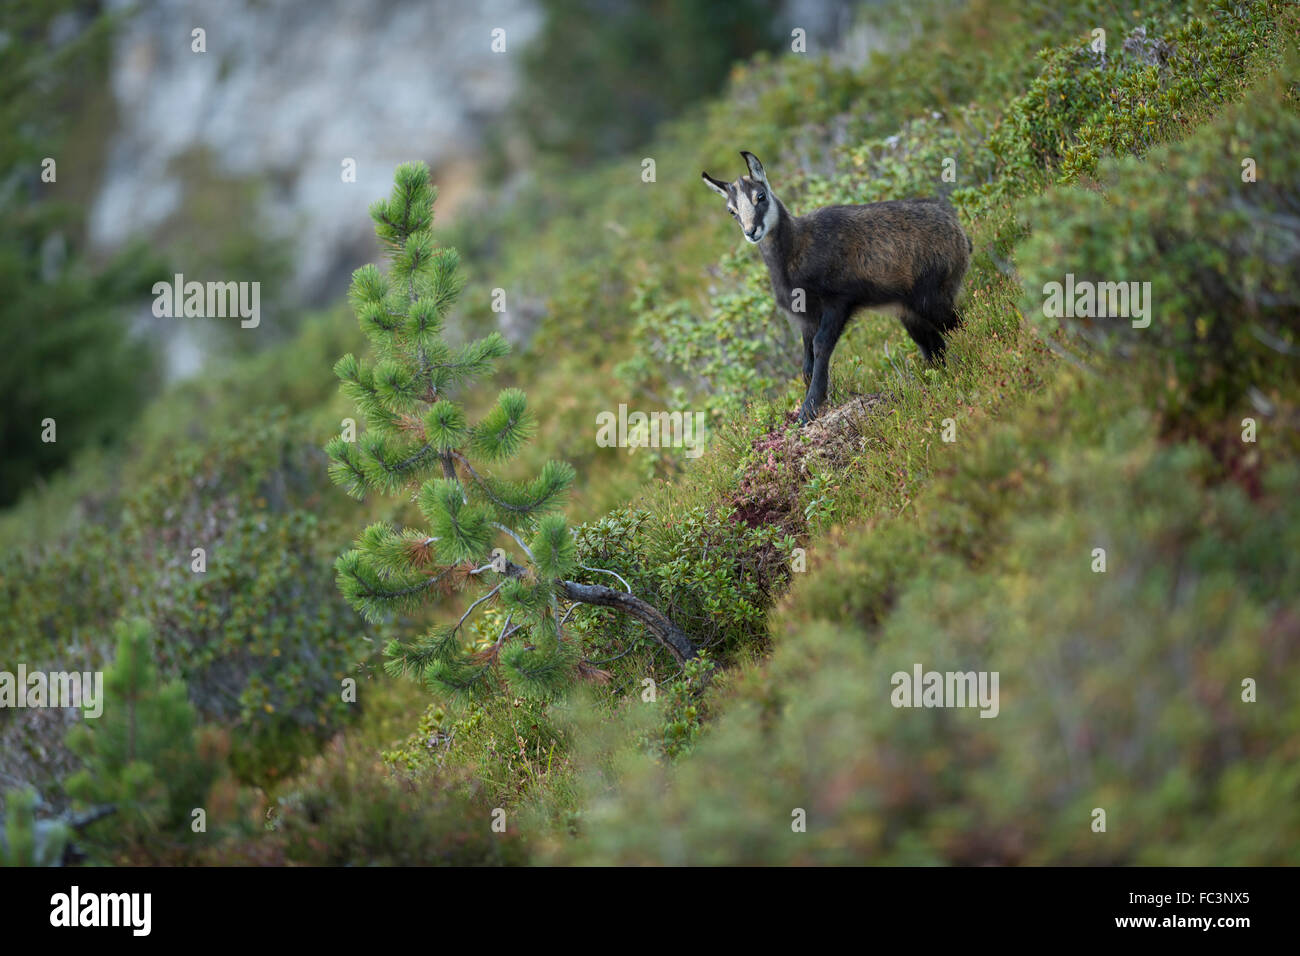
[3, 0, 1295, 867]
[0, 0, 879, 840]
[8, 0, 866, 386]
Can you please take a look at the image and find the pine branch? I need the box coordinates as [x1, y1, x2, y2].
[558, 579, 698, 664]
[491, 555, 699, 664]
[451, 452, 573, 515]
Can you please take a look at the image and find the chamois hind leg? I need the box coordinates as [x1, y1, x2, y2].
[904, 265, 962, 362]
[899, 307, 946, 364]
[926, 296, 964, 361]
[931, 274, 965, 339]
[934, 268, 968, 345]
[925, 304, 962, 360]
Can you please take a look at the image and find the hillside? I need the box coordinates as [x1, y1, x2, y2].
[1, 0, 1296, 866]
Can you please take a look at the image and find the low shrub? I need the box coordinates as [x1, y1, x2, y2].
[274, 737, 527, 866]
[1018, 73, 1300, 429]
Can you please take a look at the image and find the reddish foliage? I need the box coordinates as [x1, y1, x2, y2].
[728, 394, 887, 532]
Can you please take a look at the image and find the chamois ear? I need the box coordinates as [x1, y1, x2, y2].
[739, 150, 768, 186]
[701, 171, 730, 198]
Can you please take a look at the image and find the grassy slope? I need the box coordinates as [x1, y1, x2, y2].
[3, 0, 1296, 863]
[517, 3, 1299, 861]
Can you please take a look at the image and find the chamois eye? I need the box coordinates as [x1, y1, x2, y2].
[755, 192, 766, 203]
[728, 208, 736, 218]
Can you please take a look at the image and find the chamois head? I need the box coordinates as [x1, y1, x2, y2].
[702, 151, 779, 244]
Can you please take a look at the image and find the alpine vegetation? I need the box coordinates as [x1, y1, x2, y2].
[326, 163, 698, 701]
[702, 151, 971, 422]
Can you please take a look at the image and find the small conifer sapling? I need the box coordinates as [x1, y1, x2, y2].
[326, 163, 697, 700]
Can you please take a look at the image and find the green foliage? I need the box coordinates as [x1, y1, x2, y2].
[620, 257, 799, 420]
[556, 361, 1300, 864]
[962, 2, 1278, 208]
[274, 738, 527, 865]
[0, 1, 161, 506]
[64, 619, 230, 860]
[379, 606, 581, 806]
[139, 515, 364, 782]
[510, 0, 783, 164]
[127, 415, 371, 783]
[0, 413, 371, 788]
[329, 163, 590, 701]
[1018, 74, 1299, 428]
[0, 522, 126, 668]
[0, 789, 69, 866]
[656, 652, 715, 760]
[573, 505, 797, 658]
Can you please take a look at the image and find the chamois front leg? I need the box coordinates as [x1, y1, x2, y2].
[801, 327, 815, 386]
[799, 308, 847, 425]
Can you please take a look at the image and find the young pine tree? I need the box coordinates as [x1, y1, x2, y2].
[64, 618, 228, 856]
[326, 163, 696, 701]
[0, 789, 69, 866]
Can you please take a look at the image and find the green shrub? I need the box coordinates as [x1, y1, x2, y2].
[556, 368, 1300, 864]
[128, 415, 373, 783]
[64, 619, 233, 862]
[0, 414, 372, 788]
[573, 504, 797, 660]
[0, 1, 162, 507]
[1018, 73, 1299, 428]
[274, 738, 527, 866]
[655, 651, 715, 760]
[511, 0, 783, 163]
[380, 666, 574, 809]
[0, 523, 126, 667]
[620, 255, 799, 420]
[0, 789, 70, 867]
[974, 3, 1278, 200]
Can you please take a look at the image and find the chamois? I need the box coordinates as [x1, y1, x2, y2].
[702, 151, 971, 424]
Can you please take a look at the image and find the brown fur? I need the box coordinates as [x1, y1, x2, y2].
[703, 152, 971, 423]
